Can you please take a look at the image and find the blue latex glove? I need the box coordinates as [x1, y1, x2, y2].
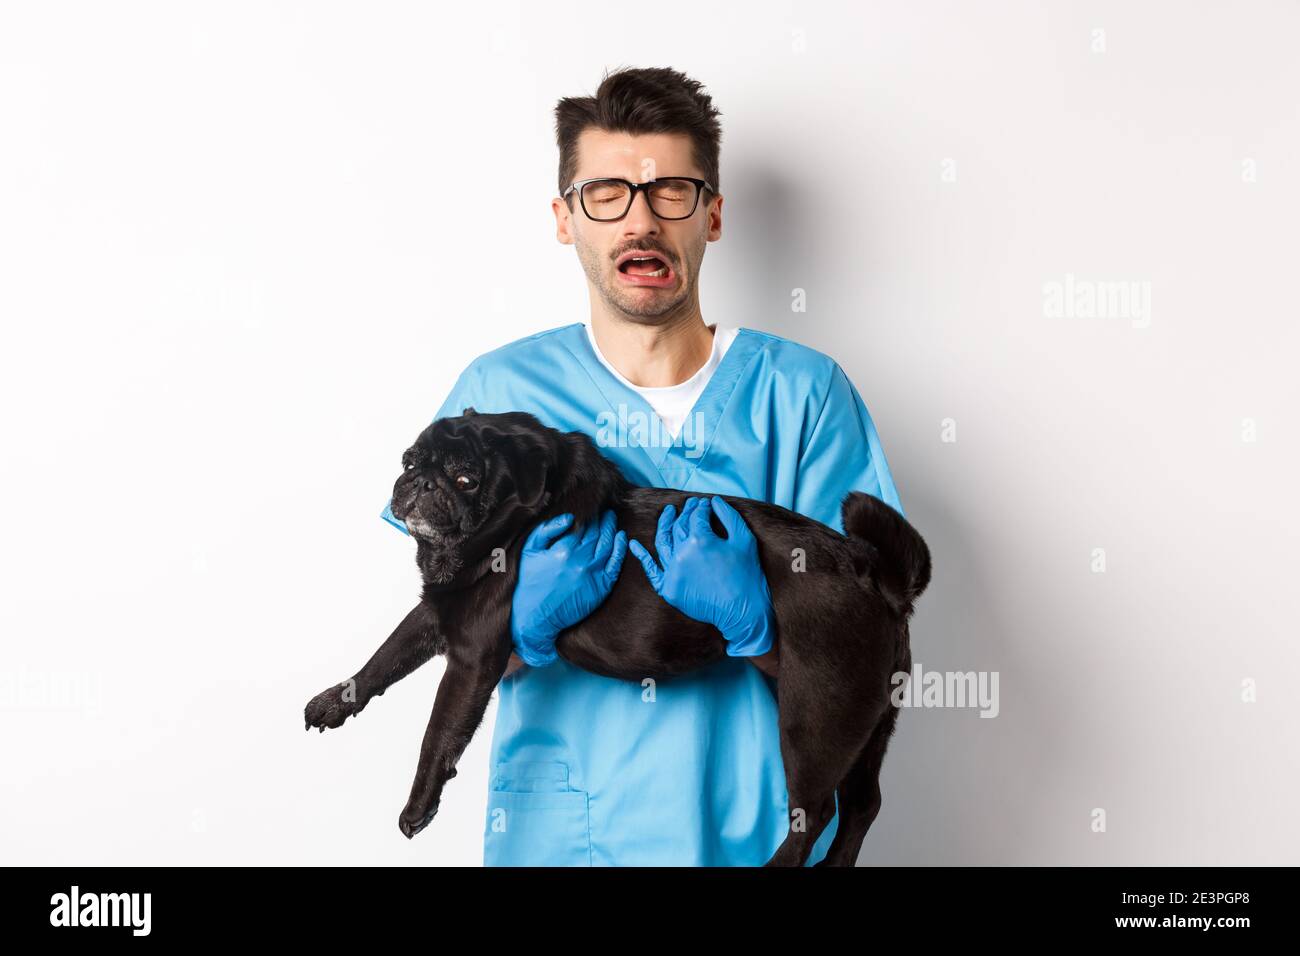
[511, 509, 628, 667]
[628, 496, 776, 657]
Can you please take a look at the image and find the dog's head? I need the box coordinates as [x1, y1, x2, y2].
[389, 408, 624, 586]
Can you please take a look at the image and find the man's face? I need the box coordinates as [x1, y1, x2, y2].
[553, 129, 722, 323]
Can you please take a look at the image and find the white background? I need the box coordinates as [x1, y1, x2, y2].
[2, 1, 1297, 865]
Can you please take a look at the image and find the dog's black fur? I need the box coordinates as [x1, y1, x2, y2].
[304, 409, 931, 866]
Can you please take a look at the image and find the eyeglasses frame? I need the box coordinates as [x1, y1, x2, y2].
[561, 176, 717, 222]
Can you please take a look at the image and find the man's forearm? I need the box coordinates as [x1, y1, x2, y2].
[501, 652, 526, 682]
[747, 644, 779, 679]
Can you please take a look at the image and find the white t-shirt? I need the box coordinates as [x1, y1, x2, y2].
[585, 322, 740, 440]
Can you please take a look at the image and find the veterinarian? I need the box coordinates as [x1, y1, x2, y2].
[382, 67, 904, 866]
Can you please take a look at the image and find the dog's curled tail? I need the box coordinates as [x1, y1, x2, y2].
[841, 492, 932, 617]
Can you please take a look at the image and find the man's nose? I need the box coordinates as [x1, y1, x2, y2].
[621, 189, 660, 236]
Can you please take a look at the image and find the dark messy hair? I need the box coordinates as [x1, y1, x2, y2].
[555, 66, 722, 199]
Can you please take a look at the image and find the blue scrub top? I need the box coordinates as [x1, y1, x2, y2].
[381, 323, 904, 866]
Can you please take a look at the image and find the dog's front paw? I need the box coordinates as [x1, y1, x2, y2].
[303, 680, 365, 731]
[398, 800, 438, 840]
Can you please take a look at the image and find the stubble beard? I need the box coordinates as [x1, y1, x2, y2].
[576, 234, 704, 324]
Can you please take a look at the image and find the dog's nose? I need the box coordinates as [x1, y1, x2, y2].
[421, 479, 435, 492]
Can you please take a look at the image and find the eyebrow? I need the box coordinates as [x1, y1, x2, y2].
[580, 175, 698, 181]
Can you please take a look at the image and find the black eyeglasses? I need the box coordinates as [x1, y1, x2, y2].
[562, 177, 715, 222]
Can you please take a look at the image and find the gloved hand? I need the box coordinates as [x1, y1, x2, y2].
[628, 496, 776, 657]
[511, 509, 628, 667]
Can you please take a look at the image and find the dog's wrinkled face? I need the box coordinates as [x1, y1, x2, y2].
[390, 409, 555, 584]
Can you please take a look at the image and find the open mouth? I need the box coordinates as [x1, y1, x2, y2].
[615, 252, 675, 288]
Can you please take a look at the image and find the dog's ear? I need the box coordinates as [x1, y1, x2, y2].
[462, 406, 478, 416]
[547, 430, 626, 524]
[476, 421, 555, 511]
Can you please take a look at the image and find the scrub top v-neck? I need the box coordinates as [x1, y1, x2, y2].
[583, 321, 740, 442]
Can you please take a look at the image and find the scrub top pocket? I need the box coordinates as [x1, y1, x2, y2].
[484, 761, 591, 867]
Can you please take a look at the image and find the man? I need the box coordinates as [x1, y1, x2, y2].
[382, 66, 904, 866]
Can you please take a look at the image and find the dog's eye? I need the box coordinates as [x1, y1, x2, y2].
[455, 474, 478, 491]
[404, 462, 415, 472]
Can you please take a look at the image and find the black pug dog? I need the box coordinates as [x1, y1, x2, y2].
[304, 409, 930, 866]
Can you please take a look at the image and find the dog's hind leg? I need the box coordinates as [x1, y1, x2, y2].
[813, 706, 899, 867]
[816, 636, 910, 867]
[764, 678, 881, 865]
[398, 640, 512, 839]
[764, 720, 842, 866]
